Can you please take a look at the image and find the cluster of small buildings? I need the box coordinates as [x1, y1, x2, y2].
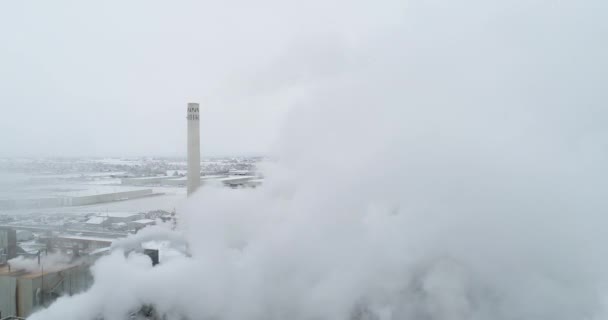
[84, 212, 158, 232]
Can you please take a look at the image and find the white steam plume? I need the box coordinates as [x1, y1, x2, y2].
[29, 0, 608, 319]
[9, 253, 76, 273]
[110, 224, 188, 253]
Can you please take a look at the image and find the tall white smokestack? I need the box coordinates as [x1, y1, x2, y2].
[187, 102, 201, 196]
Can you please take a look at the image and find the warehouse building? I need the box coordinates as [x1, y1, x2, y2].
[0, 187, 155, 210]
[63, 188, 153, 206]
[51, 235, 114, 252]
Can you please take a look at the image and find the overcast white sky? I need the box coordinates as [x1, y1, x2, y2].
[1, 0, 606, 158]
[0, 0, 399, 157]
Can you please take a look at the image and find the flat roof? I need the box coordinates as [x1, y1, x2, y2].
[0, 185, 152, 200]
[85, 217, 108, 224]
[122, 176, 172, 181]
[201, 175, 227, 179]
[166, 175, 226, 182]
[131, 219, 155, 224]
[60, 186, 152, 197]
[96, 212, 140, 218]
[219, 176, 256, 182]
[166, 177, 188, 181]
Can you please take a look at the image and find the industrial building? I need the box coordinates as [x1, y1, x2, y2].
[0, 261, 91, 318]
[1, 227, 97, 318]
[63, 188, 154, 206]
[0, 197, 70, 211]
[44, 235, 114, 254]
[0, 228, 17, 263]
[0, 186, 156, 210]
[0, 233, 163, 318]
[97, 212, 143, 223]
[0, 226, 127, 317]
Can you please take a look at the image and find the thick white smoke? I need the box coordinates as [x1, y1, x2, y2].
[29, 0, 608, 319]
[9, 253, 75, 273]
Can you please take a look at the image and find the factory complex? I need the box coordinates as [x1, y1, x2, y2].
[0, 261, 91, 318]
[0, 224, 167, 318]
[0, 103, 264, 319]
[0, 227, 109, 318]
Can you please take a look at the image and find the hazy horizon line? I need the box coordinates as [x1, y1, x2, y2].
[0, 153, 269, 160]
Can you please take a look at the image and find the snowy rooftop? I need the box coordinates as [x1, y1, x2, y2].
[131, 219, 155, 225]
[96, 212, 141, 218]
[85, 217, 108, 225]
[56, 235, 119, 243]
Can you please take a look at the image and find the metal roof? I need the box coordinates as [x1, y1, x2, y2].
[85, 217, 108, 225]
[131, 219, 155, 225]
